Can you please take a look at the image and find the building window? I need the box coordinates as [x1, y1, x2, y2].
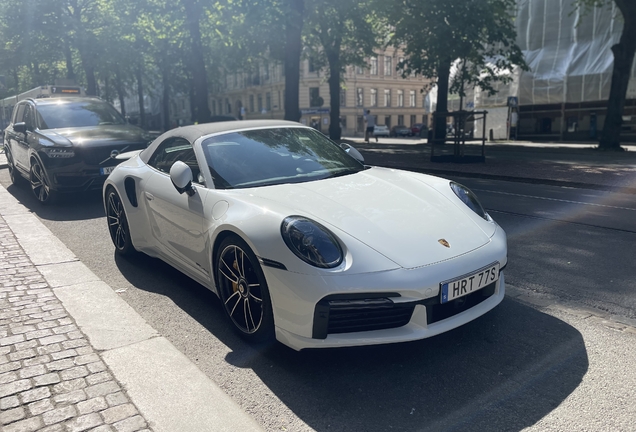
[357, 115, 364, 132]
[409, 90, 416, 107]
[266, 92, 271, 111]
[225, 98, 231, 114]
[356, 65, 364, 75]
[385, 116, 391, 128]
[370, 89, 377, 107]
[340, 89, 346, 107]
[370, 57, 378, 75]
[308, 58, 317, 73]
[384, 56, 392, 76]
[410, 115, 416, 126]
[383, 89, 390, 107]
[249, 95, 254, 113]
[398, 115, 404, 126]
[257, 94, 263, 112]
[397, 90, 404, 107]
[422, 115, 427, 124]
[309, 87, 321, 107]
[356, 88, 364, 107]
[263, 63, 270, 81]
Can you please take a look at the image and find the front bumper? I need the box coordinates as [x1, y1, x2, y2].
[264, 228, 507, 351]
[276, 274, 505, 351]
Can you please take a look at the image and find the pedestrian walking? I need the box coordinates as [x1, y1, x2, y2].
[364, 110, 377, 142]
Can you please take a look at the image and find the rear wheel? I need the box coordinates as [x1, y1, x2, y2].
[215, 236, 274, 342]
[105, 187, 135, 256]
[30, 158, 56, 204]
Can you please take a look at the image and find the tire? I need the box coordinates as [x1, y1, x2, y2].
[215, 236, 275, 342]
[29, 158, 57, 204]
[105, 187, 136, 256]
[5, 147, 25, 186]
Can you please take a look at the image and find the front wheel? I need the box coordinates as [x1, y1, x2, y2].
[215, 236, 274, 342]
[105, 187, 136, 256]
[30, 158, 56, 204]
[5, 147, 25, 186]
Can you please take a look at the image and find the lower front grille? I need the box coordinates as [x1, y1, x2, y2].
[312, 294, 414, 339]
[311, 281, 498, 339]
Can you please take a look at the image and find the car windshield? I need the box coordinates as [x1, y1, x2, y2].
[37, 100, 126, 129]
[202, 127, 366, 189]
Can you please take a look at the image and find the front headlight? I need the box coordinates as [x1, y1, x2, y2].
[450, 182, 491, 221]
[281, 216, 343, 268]
[43, 147, 75, 158]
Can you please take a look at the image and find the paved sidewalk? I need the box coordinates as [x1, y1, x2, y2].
[1, 216, 151, 431]
[0, 185, 264, 431]
[346, 138, 636, 193]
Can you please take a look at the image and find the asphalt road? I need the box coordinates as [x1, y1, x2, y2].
[1, 167, 635, 431]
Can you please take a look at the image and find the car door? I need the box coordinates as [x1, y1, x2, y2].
[6, 102, 28, 170]
[143, 136, 210, 278]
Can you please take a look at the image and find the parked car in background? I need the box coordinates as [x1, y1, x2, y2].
[3, 97, 151, 204]
[390, 125, 411, 137]
[103, 120, 507, 350]
[373, 125, 390, 137]
[411, 123, 428, 137]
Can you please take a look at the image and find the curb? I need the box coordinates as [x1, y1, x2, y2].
[0, 184, 264, 432]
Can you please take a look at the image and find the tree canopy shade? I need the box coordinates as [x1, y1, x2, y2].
[579, 0, 636, 150]
[388, 0, 527, 138]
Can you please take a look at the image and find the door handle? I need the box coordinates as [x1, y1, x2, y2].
[144, 192, 154, 201]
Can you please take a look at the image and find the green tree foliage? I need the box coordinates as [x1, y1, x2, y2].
[388, 0, 526, 138]
[579, 0, 636, 150]
[304, 0, 385, 140]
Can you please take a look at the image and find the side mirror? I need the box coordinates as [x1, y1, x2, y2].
[169, 161, 196, 196]
[13, 122, 27, 134]
[339, 143, 365, 163]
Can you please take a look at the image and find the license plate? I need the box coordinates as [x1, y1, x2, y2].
[100, 166, 116, 175]
[440, 262, 500, 304]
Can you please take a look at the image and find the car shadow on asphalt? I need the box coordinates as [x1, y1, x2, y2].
[113, 252, 588, 432]
[3, 182, 105, 221]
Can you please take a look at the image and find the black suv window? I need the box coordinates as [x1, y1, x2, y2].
[12, 103, 26, 123]
[147, 137, 203, 185]
[23, 105, 35, 131]
[36, 100, 126, 129]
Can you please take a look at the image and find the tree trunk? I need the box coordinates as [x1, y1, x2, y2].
[434, 60, 451, 141]
[327, 48, 342, 141]
[136, 65, 146, 129]
[598, 4, 636, 150]
[115, 68, 126, 117]
[84, 63, 98, 96]
[183, 0, 211, 124]
[162, 69, 171, 131]
[64, 41, 76, 81]
[284, 0, 304, 122]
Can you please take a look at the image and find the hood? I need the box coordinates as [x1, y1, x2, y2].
[39, 125, 149, 147]
[250, 167, 492, 269]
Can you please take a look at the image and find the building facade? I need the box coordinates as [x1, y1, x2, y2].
[210, 49, 432, 136]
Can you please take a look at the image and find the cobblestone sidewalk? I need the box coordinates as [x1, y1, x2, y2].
[0, 216, 152, 432]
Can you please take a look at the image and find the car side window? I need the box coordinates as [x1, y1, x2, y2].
[12, 103, 26, 124]
[23, 105, 34, 131]
[147, 137, 204, 185]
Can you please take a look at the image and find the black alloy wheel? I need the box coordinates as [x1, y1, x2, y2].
[216, 236, 274, 342]
[29, 158, 56, 204]
[5, 147, 25, 186]
[106, 187, 135, 256]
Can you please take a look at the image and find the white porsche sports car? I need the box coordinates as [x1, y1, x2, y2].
[103, 120, 507, 351]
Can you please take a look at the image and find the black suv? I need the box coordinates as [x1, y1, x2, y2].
[3, 97, 150, 203]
